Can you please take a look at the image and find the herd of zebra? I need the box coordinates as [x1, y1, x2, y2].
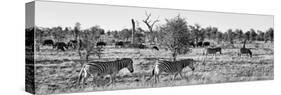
[40, 39, 251, 58]
[40, 39, 253, 88]
[77, 58, 197, 88]
[40, 39, 160, 51]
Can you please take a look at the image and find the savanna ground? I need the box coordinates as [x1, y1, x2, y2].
[33, 42, 274, 95]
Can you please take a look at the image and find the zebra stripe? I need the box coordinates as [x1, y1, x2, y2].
[150, 59, 195, 83]
[78, 58, 134, 87]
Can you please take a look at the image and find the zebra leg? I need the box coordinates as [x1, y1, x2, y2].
[106, 75, 113, 86]
[154, 73, 159, 83]
[179, 72, 184, 79]
[173, 73, 179, 80]
[112, 74, 117, 86]
[91, 75, 98, 87]
[81, 71, 89, 88]
[156, 74, 160, 83]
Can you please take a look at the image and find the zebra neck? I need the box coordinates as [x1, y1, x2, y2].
[117, 60, 127, 70]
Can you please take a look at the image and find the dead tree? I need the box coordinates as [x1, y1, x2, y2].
[143, 12, 159, 43]
[131, 19, 136, 44]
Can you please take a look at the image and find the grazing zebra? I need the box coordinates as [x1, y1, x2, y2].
[189, 42, 196, 48]
[203, 42, 210, 47]
[115, 41, 124, 48]
[152, 46, 159, 51]
[53, 42, 68, 51]
[239, 48, 252, 57]
[42, 39, 54, 46]
[96, 41, 107, 47]
[197, 41, 203, 47]
[204, 47, 222, 56]
[67, 40, 78, 49]
[77, 58, 134, 87]
[149, 59, 195, 83]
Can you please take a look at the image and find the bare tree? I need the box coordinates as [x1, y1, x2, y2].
[131, 19, 136, 44]
[143, 12, 159, 43]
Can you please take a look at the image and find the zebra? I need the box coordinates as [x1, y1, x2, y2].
[152, 46, 159, 51]
[77, 58, 134, 87]
[238, 48, 252, 57]
[238, 39, 252, 57]
[96, 41, 107, 47]
[204, 47, 222, 56]
[149, 59, 196, 83]
[203, 42, 210, 47]
[53, 42, 68, 51]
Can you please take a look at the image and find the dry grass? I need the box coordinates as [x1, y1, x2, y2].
[33, 43, 273, 94]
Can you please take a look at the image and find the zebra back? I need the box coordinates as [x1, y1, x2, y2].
[206, 47, 221, 54]
[157, 59, 195, 74]
[87, 58, 134, 74]
[240, 48, 252, 57]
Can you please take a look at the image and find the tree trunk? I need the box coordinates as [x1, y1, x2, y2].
[172, 52, 177, 61]
[131, 19, 135, 44]
[86, 53, 90, 62]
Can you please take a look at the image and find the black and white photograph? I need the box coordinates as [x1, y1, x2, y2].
[25, 0, 274, 94]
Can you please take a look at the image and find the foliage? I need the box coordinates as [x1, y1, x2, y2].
[158, 15, 191, 61]
[78, 25, 104, 61]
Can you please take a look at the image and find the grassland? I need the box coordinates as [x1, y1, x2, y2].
[33, 42, 274, 95]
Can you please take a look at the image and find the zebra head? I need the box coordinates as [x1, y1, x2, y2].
[181, 59, 195, 71]
[121, 58, 134, 73]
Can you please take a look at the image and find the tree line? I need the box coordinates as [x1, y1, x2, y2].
[30, 13, 273, 61]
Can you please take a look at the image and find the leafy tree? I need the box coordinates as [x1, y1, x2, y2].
[51, 26, 65, 41]
[226, 29, 235, 45]
[134, 27, 145, 44]
[216, 31, 223, 44]
[78, 26, 103, 61]
[189, 24, 204, 43]
[265, 28, 274, 42]
[234, 29, 243, 42]
[119, 29, 132, 41]
[249, 29, 257, 42]
[210, 27, 218, 40]
[73, 22, 81, 41]
[158, 15, 191, 61]
[204, 27, 212, 39]
[256, 30, 265, 41]
[244, 30, 251, 41]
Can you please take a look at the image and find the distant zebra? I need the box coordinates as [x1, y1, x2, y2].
[115, 41, 124, 48]
[77, 58, 134, 87]
[238, 48, 252, 57]
[42, 39, 54, 46]
[53, 42, 68, 51]
[204, 47, 222, 56]
[152, 46, 159, 51]
[238, 40, 252, 57]
[149, 59, 195, 83]
[196, 41, 203, 47]
[96, 41, 107, 47]
[189, 42, 196, 48]
[67, 40, 78, 49]
[203, 42, 210, 47]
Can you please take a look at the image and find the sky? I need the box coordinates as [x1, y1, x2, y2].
[35, 1, 274, 32]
